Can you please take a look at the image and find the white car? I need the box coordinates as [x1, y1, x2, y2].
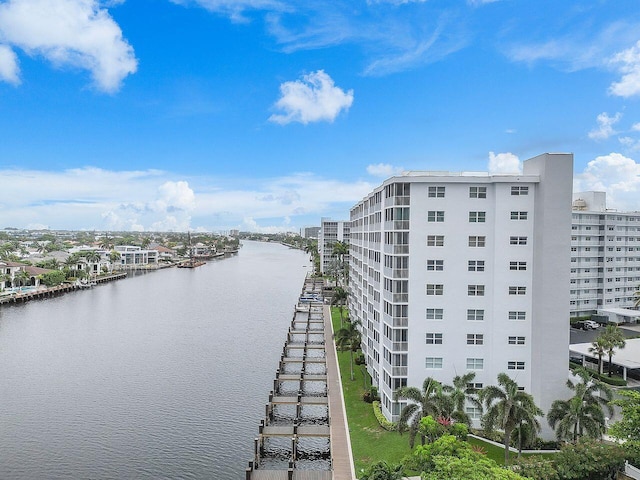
[583, 320, 600, 329]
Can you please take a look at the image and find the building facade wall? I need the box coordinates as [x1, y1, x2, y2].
[570, 192, 640, 317]
[319, 218, 351, 274]
[348, 153, 572, 438]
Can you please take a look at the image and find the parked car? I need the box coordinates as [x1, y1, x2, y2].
[574, 320, 600, 330]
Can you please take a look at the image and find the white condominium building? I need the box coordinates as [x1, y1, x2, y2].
[570, 191, 640, 317]
[318, 218, 351, 274]
[348, 153, 573, 435]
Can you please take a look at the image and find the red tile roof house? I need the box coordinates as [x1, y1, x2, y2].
[0, 261, 54, 292]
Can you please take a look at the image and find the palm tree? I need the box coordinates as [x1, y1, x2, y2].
[109, 250, 122, 271]
[511, 415, 540, 457]
[634, 284, 640, 308]
[479, 373, 543, 464]
[395, 377, 444, 448]
[84, 251, 101, 281]
[331, 286, 349, 326]
[0, 272, 11, 290]
[100, 234, 113, 251]
[334, 318, 362, 381]
[63, 253, 81, 278]
[32, 241, 47, 254]
[547, 367, 613, 443]
[442, 372, 482, 427]
[13, 268, 31, 288]
[601, 325, 626, 377]
[332, 241, 350, 286]
[588, 339, 606, 375]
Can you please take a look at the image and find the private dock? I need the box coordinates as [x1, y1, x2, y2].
[0, 272, 127, 306]
[246, 278, 354, 480]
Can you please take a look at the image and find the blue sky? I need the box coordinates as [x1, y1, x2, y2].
[1, 0, 640, 232]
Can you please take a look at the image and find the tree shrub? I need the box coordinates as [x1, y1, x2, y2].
[372, 401, 397, 431]
[39, 270, 66, 287]
[359, 460, 404, 480]
[553, 438, 626, 480]
[511, 456, 559, 480]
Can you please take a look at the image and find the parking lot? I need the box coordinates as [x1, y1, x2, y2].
[569, 324, 640, 345]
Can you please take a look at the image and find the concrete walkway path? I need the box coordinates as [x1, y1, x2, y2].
[324, 304, 357, 480]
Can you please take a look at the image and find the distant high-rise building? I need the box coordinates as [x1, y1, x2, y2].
[348, 153, 573, 438]
[300, 226, 321, 239]
[318, 218, 350, 274]
[570, 191, 640, 317]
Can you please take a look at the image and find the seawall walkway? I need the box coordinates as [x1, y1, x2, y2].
[245, 278, 355, 480]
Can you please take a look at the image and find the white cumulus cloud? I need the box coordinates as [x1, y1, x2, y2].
[588, 112, 622, 140]
[488, 151, 521, 174]
[0, 44, 20, 84]
[366, 163, 404, 178]
[0, 0, 137, 92]
[269, 70, 354, 125]
[574, 152, 640, 210]
[154, 181, 196, 211]
[609, 40, 640, 98]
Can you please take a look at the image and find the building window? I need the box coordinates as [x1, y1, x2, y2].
[508, 336, 526, 345]
[428, 211, 445, 222]
[468, 285, 485, 296]
[469, 186, 487, 198]
[467, 334, 484, 345]
[427, 235, 445, 247]
[426, 308, 444, 320]
[469, 211, 486, 223]
[427, 260, 444, 271]
[509, 261, 527, 271]
[466, 358, 484, 370]
[511, 186, 529, 195]
[466, 406, 482, 420]
[426, 333, 443, 344]
[509, 286, 527, 295]
[466, 382, 483, 391]
[426, 357, 443, 369]
[467, 309, 484, 321]
[508, 361, 525, 370]
[428, 186, 445, 198]
[510, 211, 528, 220]
[469, 236, 486, 247]
[510, 236, 528, 245]
[468, 260, 485, 272]
[426, 284, 444, 295]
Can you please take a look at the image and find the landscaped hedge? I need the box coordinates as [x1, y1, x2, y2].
[372, 401, 397, 431]
[569, 362, 627, 386]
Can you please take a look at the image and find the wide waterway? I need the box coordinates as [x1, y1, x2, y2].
[0, 240, 311, 479]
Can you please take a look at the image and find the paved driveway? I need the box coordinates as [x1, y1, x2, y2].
[569, 325, 640, 345]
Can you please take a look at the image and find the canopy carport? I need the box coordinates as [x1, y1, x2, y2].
[570, 338, 640, 381]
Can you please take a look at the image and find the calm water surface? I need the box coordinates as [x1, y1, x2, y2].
[0, 241, 310, 479]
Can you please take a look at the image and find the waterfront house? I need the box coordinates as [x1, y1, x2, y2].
[0, 261, 48, 290]
[114, 245, 159, 268]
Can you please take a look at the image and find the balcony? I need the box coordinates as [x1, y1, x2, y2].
[392, 366, 408, 376]
[384, 220, 410, 231]
[383, 267, 409, 279]
[390, 196, 410, 206]
[382, 337, 409, 352]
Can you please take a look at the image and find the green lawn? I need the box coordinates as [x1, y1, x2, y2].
[329, 307, 556, 474]
[330, 308, 413, 473]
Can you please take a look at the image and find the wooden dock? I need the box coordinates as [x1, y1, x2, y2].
[0, 272, 127, 306]
[246, 278, 355, 480]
